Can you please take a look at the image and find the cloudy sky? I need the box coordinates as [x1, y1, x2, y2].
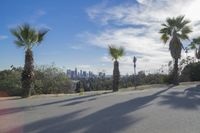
[1, 0, 200, 75]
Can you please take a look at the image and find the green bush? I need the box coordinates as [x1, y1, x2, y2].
[180, 62, 200, 81]
[33, 65, 71, 94]
[0, 65, 71, 96]
[0, 68, 22, 96]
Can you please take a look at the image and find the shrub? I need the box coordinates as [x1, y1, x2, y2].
[33, 65, 71, 94]
[0, 68, 22, 96]
[180, 62, 200, 82]
[0, 65, 71, 96]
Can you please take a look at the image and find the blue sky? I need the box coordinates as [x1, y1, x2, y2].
[1, 0, 200, 74]
[0, 0, 111, 72]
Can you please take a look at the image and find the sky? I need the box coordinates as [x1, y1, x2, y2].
[1, 0, 200, 75]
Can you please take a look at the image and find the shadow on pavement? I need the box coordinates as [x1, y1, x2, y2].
[0, 94, 102, 116]
[61, 98, 97, 106]
[159, 84, 200, 110]
[6, 86, 172, 133]
[0, 97, 22, 101]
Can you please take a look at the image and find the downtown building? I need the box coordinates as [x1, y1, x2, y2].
[66, 68, 95, 79]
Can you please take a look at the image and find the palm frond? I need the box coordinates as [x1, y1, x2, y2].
[10, 23, 48, 49]
[176, 15, 184, 23]
[118, 47, 125, 57]
[10, 28, 23, 42]
[179, 26, 192, 40]
[176, 15, 190, 30]
[189, 37, 200, 50]
[161, 23, 169, 28]
[159, 27, 171, 35]
[193, 36, 200, 44]
[20, 24, 30, 43]
[166, 17, 176, 27]
[38, 29, 49, 43]
[108, 45, 125, 60]
[160, 33, 169, 43]
[14, 40, 25, 47]
[189, 42, 197, 49]
[177, 33, 189, 40]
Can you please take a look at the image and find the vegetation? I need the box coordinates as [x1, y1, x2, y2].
[77, 72, 169, 92]
[189, 36, 200, 60]
[1, 62, 200, 97]
[0, 67, 22, 96]
[10, 24, 48, 97]
[180, 62, 200, 82]
[108, 45, 125, 92]
[159, 15, 192, 85]
[0, 65, 71, 96]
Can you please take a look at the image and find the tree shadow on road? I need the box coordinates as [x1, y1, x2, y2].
[0, 95, 101, 116]
[6, 86, 172, 133]
[3, 109, 87, 133]
[61, 98, 97, 106]
[159, 84, 200, 110]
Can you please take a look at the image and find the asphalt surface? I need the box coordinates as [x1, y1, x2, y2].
[1, 83, 200, 133]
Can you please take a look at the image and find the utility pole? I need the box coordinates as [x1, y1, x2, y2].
[133, 56, 137, 89]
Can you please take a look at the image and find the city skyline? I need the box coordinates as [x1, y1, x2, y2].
[1, 0, 200, 75]
[66, 68, 96, 79]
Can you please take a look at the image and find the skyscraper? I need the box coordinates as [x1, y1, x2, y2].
[75, 68, 77, 78]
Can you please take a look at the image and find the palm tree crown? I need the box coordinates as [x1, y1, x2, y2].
[11, 24, 48, 50]
[160, 15, 192, 59]
[108, 45, 125, 60]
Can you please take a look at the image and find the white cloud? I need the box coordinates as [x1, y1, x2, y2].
[30, 9, 47, 23]
[36, 23, 52, 30]
[70, 46, 82, 50]
[85, 27, 171, 73]
[87, 0, 199, 26]
[0, 35, 8, 40]
[36, 10, 46, 16]
[85, 0, 200, 74]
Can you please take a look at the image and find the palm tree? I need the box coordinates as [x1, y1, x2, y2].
[189, 36, 200, 60]
[108, 45, 125, 91]
[11, 24, 48, 97]
[159, 15, 192, 85]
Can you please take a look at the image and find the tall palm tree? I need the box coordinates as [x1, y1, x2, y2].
[11, 24, 48, 97]
[108, 45, 125, 91]
[189, 36, 200, 60]
[159, 15, 192, 85]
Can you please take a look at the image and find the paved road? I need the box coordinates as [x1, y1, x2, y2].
[1, 83, 200, 133]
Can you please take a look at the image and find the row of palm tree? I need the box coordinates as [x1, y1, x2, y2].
[110, 15, 200, 91]
[10, 15, 200, 97]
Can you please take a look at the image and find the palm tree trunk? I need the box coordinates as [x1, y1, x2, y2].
[21, 49, 34, 98]
[173, 58, 179, 85]
[113, 60, 120, 91]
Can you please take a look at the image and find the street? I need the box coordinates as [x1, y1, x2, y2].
[1, 83, 200, 133]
